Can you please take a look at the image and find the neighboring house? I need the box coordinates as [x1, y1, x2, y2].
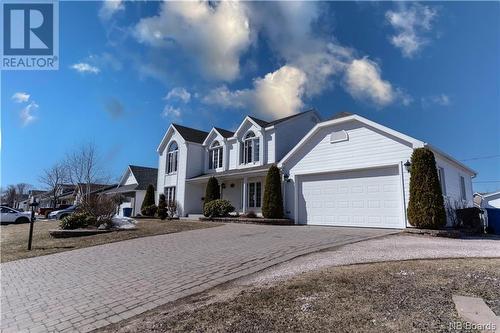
[38, 184, 76, 208]
[156, 110, 476, 229]
[105, 165, 158, 217]
[474, 191, 500, 209]
[73, 183, 117, 204]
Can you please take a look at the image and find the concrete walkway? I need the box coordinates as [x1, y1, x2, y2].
[0, 224, 394, 333]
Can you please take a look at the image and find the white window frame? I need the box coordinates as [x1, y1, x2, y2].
[437, 166, 447, 196]
[242, 131, 260, 164]
[247, 182, 262, 208]
[167, 141, 178, 174]
[208, 141, 223, 170]
[165, 186, 176, 203]
[460, 175, 467, 201]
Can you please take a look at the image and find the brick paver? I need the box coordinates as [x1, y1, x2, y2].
[0, 223, 395, 332]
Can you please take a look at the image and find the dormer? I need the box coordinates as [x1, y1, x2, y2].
[202, 127, 234, 173]
[231, 116, 267, 168]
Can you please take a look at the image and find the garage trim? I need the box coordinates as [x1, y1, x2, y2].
[293, 163, 407, 229]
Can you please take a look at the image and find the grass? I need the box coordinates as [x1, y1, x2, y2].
[0, 219, 220, 263]
[98, 258, 500, 333]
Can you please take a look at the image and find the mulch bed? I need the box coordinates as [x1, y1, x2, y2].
[199, 217, 294, 225]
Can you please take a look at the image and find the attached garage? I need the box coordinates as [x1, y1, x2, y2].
[297, 166, 405, 229]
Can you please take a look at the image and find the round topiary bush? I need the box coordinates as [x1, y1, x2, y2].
[262, 165, 284, 219]
[203, 199, 234, 218]
[407, 148, 446, 229]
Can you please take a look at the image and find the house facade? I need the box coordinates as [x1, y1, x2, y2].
[156, 111, 476, 229]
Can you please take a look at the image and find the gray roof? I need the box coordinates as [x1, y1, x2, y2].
[172, 124, 209, 144]
[129, 165, 158, 190]
[249, 109, 316, 127]
[188, 164, 273, 181]
[330, 111, 354, 120]
[214, 127, 234, 138]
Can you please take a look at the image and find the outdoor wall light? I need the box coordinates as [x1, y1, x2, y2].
[283, 173, 290, 182]
[404, 160, 412, 173]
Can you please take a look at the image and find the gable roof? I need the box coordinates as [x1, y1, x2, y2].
[172, 123, 209, 144]
[247, 109, 317, 128]
[129, 165, 158, 190]
[248, 116, 269, 127]
[278, 113, 476, 176]
[330, 111, 353, 120]
[214, 127, 234, 138]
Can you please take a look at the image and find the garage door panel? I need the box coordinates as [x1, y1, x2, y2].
[299, 167, 404, 229]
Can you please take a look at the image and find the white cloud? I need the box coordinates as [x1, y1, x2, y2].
[422, 94, 451, 108]
[165, 87, 191, 103]
[20, 101, 38, 126]
[386, 4, 437, 58]
[71, 63, 100, 74]
[99, 0, 124, 20]
[203, 65, 307, 119]
[162, 105, 181, 118]
[134, 1, 251, 81]
[11, 92, 30, 103]
[344, 58, 396, 107]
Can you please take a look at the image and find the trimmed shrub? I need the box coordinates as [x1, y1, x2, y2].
[157, 194, 167, 220]
[141, 204, 157, 217]
[204, 177, 220, 209]
[203, 199, 234, 218]
[407, 148, 446, 229]
[60, 212, 96, 230]
[141, 184, 156, 215]
[262, 165, 284, 218]
[456, 207, 482, 231]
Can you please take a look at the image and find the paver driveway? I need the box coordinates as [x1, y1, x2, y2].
[1, 223, 396, 332]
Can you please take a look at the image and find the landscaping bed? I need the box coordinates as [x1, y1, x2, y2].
[96, 258, 500, 333]
[0, 219, 221, 262]
[199, 216, 294, 225]
[48, 228, 114, 238]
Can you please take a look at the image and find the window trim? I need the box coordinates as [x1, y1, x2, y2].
[164, 186, 176, 203]
[242, 131, 260, 165]
[460, 175, 467, 201]
[247, 181, 262, 208]
[208, 141, 223, 170]
[166, 141, 178, 174]
[437, 166, 447, 196]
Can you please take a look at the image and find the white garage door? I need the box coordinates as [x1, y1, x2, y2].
[298, 166, 404, 229]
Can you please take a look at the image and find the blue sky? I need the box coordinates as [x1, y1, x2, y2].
[2, 1, 499, 192]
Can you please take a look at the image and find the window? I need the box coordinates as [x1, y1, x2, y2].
[437, 167, 447, 195]
[208, 141, 223, 169]
[248, 182, 262, 208]
[460, 176, 466, 200]
[330, 130, 349, 143]
[165, 187, 176, 203]
[167, 141, 178, 174]
[241, 131, 260, 164]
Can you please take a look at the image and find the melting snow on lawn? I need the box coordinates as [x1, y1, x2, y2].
[111, 216, 138, 229]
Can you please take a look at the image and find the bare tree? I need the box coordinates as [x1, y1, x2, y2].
[65, 143, 108, 204]
[15, 183, 32, 202]
[1, 185, 17, 207]
[39, 163, 67, 208]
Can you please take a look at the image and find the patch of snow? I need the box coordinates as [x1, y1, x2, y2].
[111, 216, 138, 229]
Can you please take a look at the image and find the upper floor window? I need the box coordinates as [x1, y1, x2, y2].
[167, 141, 178, 174]
[241, 131, 260, 164]
[209, 141, 223, 169]
[460, 175, 466, 200]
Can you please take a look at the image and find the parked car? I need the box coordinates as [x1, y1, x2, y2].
[0, 206, 33, 224]
[48, 205, 78, 220]
[39, 205, 72, 218]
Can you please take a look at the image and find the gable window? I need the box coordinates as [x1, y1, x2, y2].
[165, 187, 176, 203]
[167, 141, 178, 174]
[460, 176, 467, 200]
[437, 167, 447, 196]
[241, 131, 260, 164]
[248, 182, 262, 208]
[330, 130, 349, 143]
[208, 141, 223, 169]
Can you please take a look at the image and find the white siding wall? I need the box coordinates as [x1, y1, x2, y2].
[265, 129, 276, 164]
[486, 196, 500, 208]
[123, 171, 137, 185]
[435, 153, 474, 206]
[282, 121, 414, 221]
[134, 190, 146, 215]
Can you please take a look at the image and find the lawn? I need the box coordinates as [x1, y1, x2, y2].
[97, 258, 500, 333]
[0, 219, 220, 263]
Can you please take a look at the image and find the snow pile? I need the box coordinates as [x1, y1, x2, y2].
[111, 216, 138, 230]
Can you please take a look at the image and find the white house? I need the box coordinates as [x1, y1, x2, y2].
[105, 165, 158, 217]
[156, 111, 476, 229]
[474, 191, 500, 209]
